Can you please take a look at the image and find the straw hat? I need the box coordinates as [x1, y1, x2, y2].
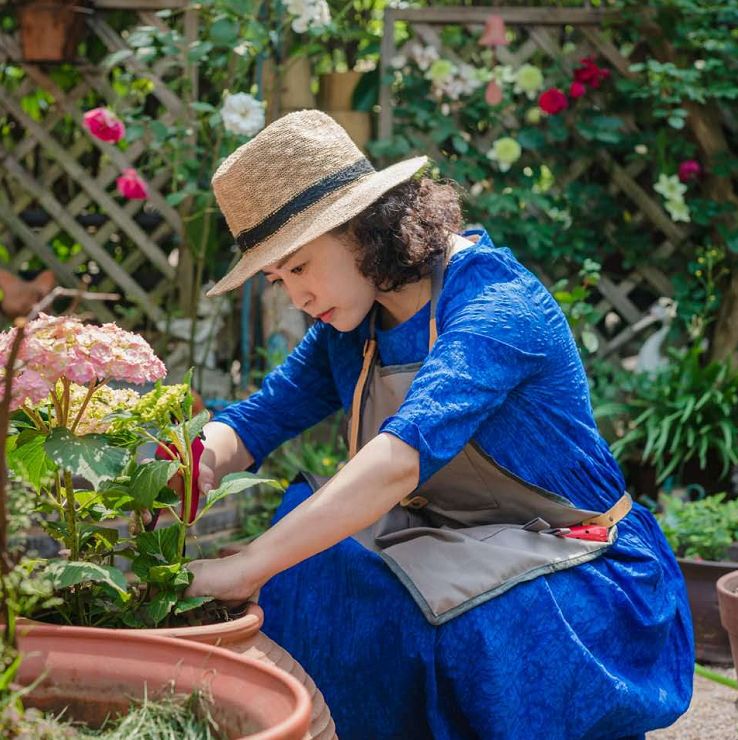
[207, 109, 428, 296]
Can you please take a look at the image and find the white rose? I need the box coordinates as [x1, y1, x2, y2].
[221, 93, 266, 137]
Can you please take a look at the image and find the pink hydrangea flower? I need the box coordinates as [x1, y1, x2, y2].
[479, 15, 508, 47]
[0, 314, 166, 411]
[678, 160, 702, 183]
[539, 88, 569, 115]
[116, 169, 150, 200]
[82, 107, 126, 144]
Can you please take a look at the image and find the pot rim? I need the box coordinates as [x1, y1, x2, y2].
[15, 622, 312, 740]
[716, 569, 738, 598]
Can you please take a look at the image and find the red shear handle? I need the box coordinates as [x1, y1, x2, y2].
[155, 436, 205, 524]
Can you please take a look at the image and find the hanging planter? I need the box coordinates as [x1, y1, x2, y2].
[17, 0, 92, 63]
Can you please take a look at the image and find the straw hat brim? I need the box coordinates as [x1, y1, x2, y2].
[207, 155, 429, 296]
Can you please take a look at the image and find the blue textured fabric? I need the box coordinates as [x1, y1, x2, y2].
[215, 230, 693, 739]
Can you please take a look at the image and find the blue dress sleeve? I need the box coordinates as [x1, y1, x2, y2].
[213, 321, 342, 470]
[379, 255, 548, 485]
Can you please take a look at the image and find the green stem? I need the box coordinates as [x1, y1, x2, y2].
[695, 663, 738, 689]
[70, 379, 105, 434]
[63, 470, 79, 561]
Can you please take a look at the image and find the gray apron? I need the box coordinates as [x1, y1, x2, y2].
[304, 244, 631, 625]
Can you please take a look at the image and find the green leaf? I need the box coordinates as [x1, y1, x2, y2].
[210, 17, 239, 46]
[199, 472, 281, 517]
[174, 595, 213, 615]
[129, 460, 179, 510]
[148, 562, 183, 585]
[131, 552, 160, 581]
[135, 524, 181, 563]
[146, 590, 178, 625]
[7, 431, 54, 492]
[103, 48, 134, 69]
[44, 428, 129, 488]
[46, 560, 128, 595]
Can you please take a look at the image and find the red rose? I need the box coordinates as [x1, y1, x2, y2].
[82, 107, 126, 144]
[116, 168, 149, 200]
[569, 81, 586, 99]
[573, 57, 610, 90]
[678, 160, 702, 183]
[539, 88, 569, 115]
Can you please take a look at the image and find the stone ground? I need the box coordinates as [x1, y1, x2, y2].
[649, 665, 737, 739]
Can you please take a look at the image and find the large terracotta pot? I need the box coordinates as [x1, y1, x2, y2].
[317, 71, 372, 152]
[133, 603, 337, 740]
[14, 623, 311, 739]
[716, 570, 738, 669]
[678, 556, 737, 665]
[23, 603, 336, 738]
[17, 0, 90, 63]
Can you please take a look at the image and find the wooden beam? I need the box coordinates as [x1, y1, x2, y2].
[386, 7, 615, 26]
[93, 0, 189, 9]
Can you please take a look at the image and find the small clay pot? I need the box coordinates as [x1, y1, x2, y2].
[716, 570, 738, 669]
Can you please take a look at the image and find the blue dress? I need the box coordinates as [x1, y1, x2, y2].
[215, 230, 693, 739]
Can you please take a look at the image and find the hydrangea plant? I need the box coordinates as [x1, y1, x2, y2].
[1, 314, 277, 628]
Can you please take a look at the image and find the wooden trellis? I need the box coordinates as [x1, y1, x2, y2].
[379, 6, 691, 360]
[0, 0, 198, 326]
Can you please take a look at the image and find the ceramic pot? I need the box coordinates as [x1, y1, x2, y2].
[17, 0, 90, 63]
[23, 603, 336, 738]
[678, 556, 737, 665]
[14, 622, 311, 739]
[716, 570, 738, 669]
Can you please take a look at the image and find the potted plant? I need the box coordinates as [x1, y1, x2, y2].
[0, 311, 335, 737]
[0, 309, 312, 738]
[657, 491, 738, 664]
[716, 569, 738, 671]
[16, 0, 92, 63]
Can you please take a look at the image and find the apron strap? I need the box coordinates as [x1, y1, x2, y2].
[349, 338, 377, 459]
[428, 257, 445, 352]
[579, 492, 632, 526]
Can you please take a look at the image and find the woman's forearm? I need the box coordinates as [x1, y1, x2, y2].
[247, 432, 420, 583]
[201, 421, 255, 481]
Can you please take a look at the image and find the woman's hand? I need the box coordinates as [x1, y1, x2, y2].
[185, 551, 263, 605]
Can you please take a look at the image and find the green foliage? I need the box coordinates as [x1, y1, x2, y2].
[656, 492, 738, 561]
[595, 345, 738, 484]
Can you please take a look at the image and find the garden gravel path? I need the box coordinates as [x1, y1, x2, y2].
[649, 666, 737, 739]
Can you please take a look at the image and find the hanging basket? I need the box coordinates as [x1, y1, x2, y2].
[17, 0, 92, 63]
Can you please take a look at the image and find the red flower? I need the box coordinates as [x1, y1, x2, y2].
[573, 56, 610, 90]
[678, 160, 702, 183]
[82, 107, 125, 144]
[569, 81, 586, 99]
[116, 168, 149, 200]
[539, 88, 569, 115]
[479, 15, 508, 47]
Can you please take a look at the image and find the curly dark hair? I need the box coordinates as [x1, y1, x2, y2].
[331, 176, 464, 292]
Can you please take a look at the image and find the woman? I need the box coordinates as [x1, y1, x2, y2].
[186, 110, 693, 739]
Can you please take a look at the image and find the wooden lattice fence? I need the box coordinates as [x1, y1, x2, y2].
[379, 6, 692, 362]
[0, 0, 198, 327]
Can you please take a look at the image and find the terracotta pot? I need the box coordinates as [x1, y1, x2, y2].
[263, 56, 315, 123]
[14, 623, 311, 739]
[143, 602, 337, 740]
[717, 570, 738, 668]
[23, 602, 336, 738]
[17, 0, 90, 63]
[318, 71, 363, 111]
[678, 556, 737, 665]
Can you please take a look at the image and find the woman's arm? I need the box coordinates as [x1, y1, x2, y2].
[185, 432, 419, 602]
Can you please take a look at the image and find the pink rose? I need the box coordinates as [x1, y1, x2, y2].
[485, 80, 503, 106]
[539, 88, 569, 115]
[82, 107, 126, 144]
[479, 15, 508, 47]
[116, 168, 149, 200]
[678, 160, 702, 183]
[569, 81, 586, 99]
